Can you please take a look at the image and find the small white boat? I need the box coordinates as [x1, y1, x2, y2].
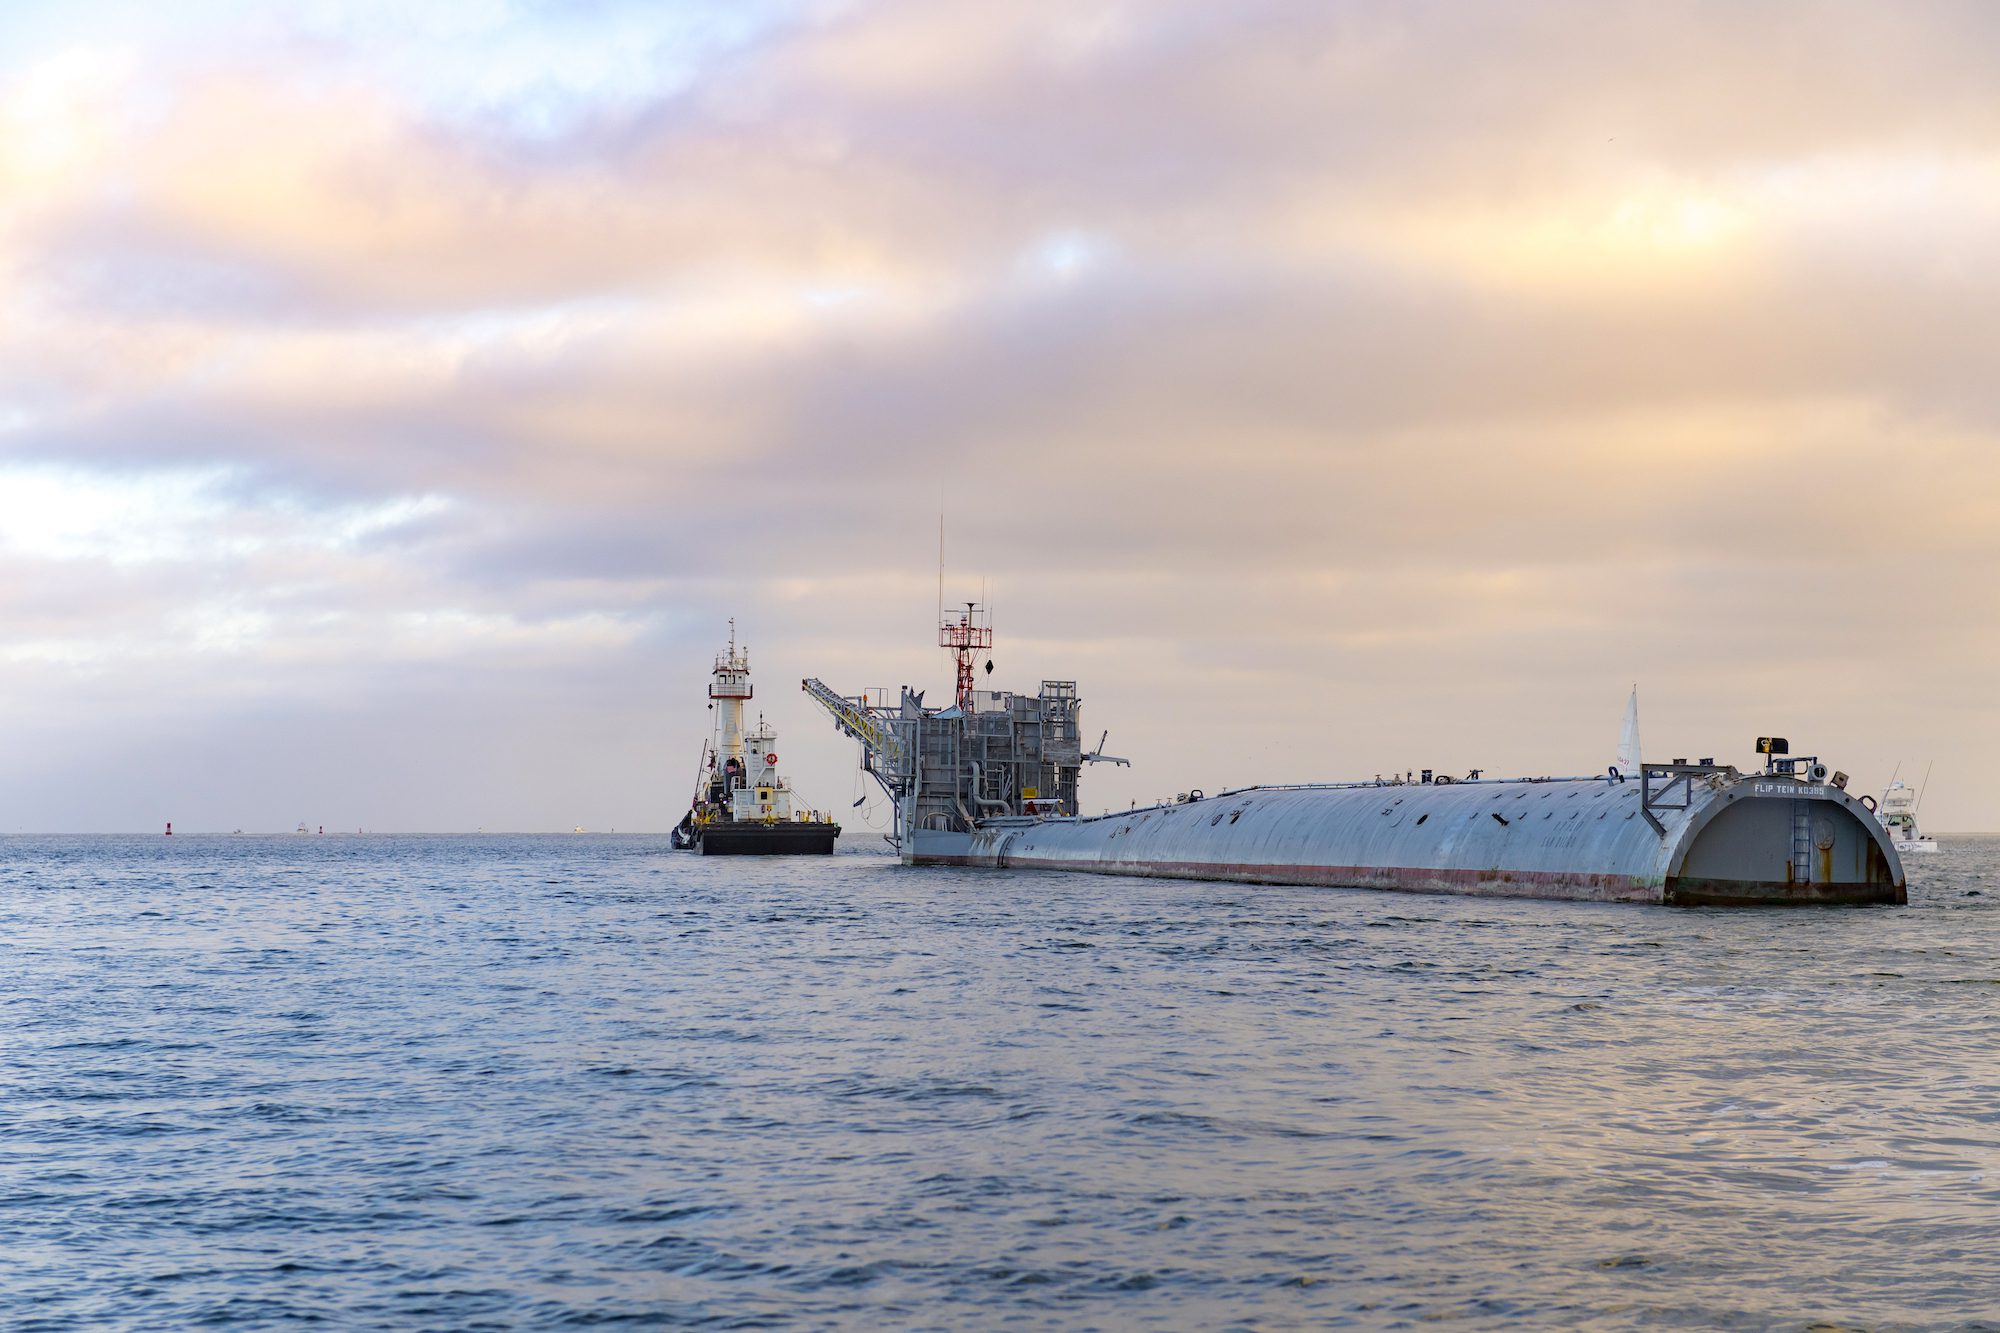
[1879, 777, 1939, 853]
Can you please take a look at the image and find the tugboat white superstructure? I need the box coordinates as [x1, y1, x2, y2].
[673, 622, 839, 855]
[803, 608, 1906, 906]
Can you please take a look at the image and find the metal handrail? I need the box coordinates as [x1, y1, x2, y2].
[1093, 768, 1735, 826]
[1211, 775, 1607, 799]
[1637, 762, 1738, 836]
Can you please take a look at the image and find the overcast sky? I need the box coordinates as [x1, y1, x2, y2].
[2, 1, 1995, 833]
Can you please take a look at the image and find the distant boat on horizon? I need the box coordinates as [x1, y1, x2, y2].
[1881, 766, 1939, 853]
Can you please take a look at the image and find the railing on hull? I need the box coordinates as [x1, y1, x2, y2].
[1636, 762, 1743, 836]
[1085, 766, 1760, 828]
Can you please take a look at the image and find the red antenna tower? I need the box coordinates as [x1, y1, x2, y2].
[940, 601, 992, 711]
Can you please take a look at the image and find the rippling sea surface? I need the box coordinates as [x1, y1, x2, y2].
[5, 834, 1999, 1330]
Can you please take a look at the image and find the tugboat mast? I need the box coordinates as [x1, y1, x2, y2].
[710, 618, 753, 778]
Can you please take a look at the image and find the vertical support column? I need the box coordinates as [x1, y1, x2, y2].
[709, 627, 753, 769]
[719, 699, 744, 763]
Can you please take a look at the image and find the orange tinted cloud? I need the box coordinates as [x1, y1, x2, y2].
[2, 1, 1998, 829]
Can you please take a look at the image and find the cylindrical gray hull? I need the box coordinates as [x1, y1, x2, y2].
[943, 775, 1903, 906]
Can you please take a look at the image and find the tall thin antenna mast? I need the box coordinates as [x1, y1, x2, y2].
[1916, 760, 1935, 814]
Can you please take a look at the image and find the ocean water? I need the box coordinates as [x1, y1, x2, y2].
[3, 834, 1997, 1330]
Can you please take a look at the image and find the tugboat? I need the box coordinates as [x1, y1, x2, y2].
[671, 622, 840, 855]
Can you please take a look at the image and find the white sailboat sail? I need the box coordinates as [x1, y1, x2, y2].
[1613, 686, 1641, 776]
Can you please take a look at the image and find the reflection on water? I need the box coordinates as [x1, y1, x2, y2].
[2, 834, 1996, 1327]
